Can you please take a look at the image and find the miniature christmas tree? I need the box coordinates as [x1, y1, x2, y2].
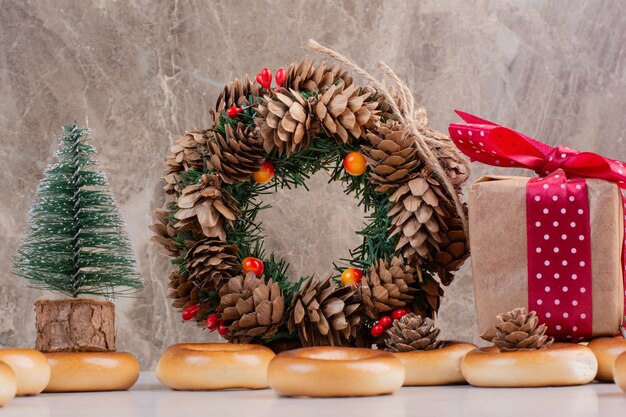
[14, 123, 142, 352]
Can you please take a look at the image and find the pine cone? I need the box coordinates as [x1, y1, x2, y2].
[210, 75, 261, 123]
[164, 130, 210, 194]
[288, 276, 361, 347]
[256, 88, 317, 155]
[150, 207, 181, 257]
[314, 82, 377, 144]
[432, 206, 469, 286]
[493, 308, 554, 352]
[219, 273, 285, 343]
[174, 173, 239, 241]
[384, 313, 443, 352]
[184, 238, 240, 296]
[388, 172, 446, 261]
[361, 257, 416, 320]
[361, 121, 421, 191]
[389, 172, 445, 262]
[167, 271, 213, 322]
[208, 123, 266, 184]
[411, 277, 444, 319]
[388, 169, 469, 286]
[285, 58, 353, 93]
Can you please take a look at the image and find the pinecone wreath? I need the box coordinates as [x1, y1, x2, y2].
[288, 276, 361, 347]
[219, 273, 285, 343]
[492, 308, 554, 352]
[152, 40, 470, 351]
[384, 313, 444, 352]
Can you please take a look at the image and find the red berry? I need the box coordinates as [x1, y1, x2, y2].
[182, 304, 200, 321]
[370, 324, 384, 337]
[206, 314, 219, 330]
[217, 320, 229, 336]
[256, 68, 273, 89]
[379, 316, 392, 329]
[403, 307, 412, 315]
[391, 309, 407, 320]
[226, 106, 243, 118]
[242, 257, 264, 277]
[275, 68, 286, 89]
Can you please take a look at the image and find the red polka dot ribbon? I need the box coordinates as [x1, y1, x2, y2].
[448, 111, 626, 341]
[526, 171, 592, 341]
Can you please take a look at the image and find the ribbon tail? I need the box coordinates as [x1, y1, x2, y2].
[454, 110, 499, 126]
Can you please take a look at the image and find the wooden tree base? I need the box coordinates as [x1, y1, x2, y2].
[35, 299, 116, 352]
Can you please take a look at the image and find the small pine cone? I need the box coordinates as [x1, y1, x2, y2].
[208, 123, 266, 184]
[184, 238, 240, 295]
[210, 75, 261, 123]
[361, 121, 421, 191]
[384, 313, 443, 352]
[314, 82, 377, 144]
[284, 58, 353, 93]
[256, 88, 318, 155]
[219, 273, 285, 343]
[150, 207, 181, 257]
[164, 130, 211, 194]
[174, 173, 239, 241]
[288, 276, 361, 347]
[493, 308, 554, 352]
[361, 257, 416, 320]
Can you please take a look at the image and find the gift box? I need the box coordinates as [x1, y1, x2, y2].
[448, 111, 626, 342]
[469, 175, 624, 341]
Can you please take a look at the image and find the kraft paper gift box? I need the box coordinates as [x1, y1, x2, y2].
[448, 110, 626, 341]
[469, 175, 624, 341]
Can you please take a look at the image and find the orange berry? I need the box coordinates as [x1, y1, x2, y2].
[343, 152, 366, 176]
[252, 161, 275, 184]
[340, 268, 363, 286]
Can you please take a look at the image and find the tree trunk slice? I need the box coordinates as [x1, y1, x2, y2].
[35, 299, 116, 352]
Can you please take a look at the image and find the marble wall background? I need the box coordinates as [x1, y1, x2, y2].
[0, 0, 624, 369]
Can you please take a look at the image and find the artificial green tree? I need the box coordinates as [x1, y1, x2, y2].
[14, 123, 142, 352]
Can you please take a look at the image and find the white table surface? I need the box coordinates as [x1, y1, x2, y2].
[4, 372, 626, 417]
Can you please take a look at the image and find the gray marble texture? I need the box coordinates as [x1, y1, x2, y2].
[0, 0, 624, 369]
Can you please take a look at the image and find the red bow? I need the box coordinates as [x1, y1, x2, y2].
[448, 110, 626, 188]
